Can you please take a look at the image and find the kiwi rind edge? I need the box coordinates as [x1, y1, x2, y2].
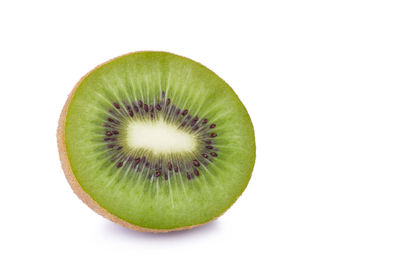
[57, 51, 246, 233]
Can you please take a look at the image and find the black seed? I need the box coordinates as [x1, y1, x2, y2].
[104, 124, 111, 127]
[150, 105, 154, 112]
[168, 162, 172, 171]
[210, 133, 217, 138]
[181, 122, 186, 127]
[205, 140, 212, 144]
[134, 158, 140, 164]
[193, 160, 200, 167]
[174, 165, 178, 172]
[108, 118, 119, 125]
[203, 118, 208, 124]
[156, 104, 161, 111]
[202, 153, 208, 158]
[191, 120, 196, 126]
[154, 171, 161, 177]
[211, 152, 218, 157]
[194, 116, 199, 121]
[176, 108, 181, 115]
[113, 103, 120, 109]
[134, 105, 139, 113]
[151, 113, 154, 119]
[144, 104, 149, 112]
[108, 144, 115, 148]
[193, 125, 199, 131]
[138, 100, 143, 107]
[145, 162, 150, 167]
[112, 130, 119, 135]
[126, 105, 133, 114]
[116, 162, 123, 168]
[182, 109, 188, 115]
[164, 173, 169, 180]
[166, 98, 170, 106]
[109, 109, 114, 114]
[210, 124, 216, 128]
[186, 173, 191, 180]
[104, 137, 111, 141]
[206, 145, 213, 149]
[105, 131, 112, 136]
[117, 146, 123, 150]
[194, 169, 199, 176]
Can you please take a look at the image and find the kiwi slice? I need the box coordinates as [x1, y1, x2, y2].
[57, 51, 255, 232]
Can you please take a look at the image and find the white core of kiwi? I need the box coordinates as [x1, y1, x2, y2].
[126, 119, 197, 154]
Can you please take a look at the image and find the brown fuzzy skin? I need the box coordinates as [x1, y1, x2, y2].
[57, 52, 217, 233]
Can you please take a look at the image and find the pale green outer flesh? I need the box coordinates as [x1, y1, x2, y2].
[64, 51, 256, 230]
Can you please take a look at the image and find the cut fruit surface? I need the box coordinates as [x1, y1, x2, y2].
[58, 51, 255, 232]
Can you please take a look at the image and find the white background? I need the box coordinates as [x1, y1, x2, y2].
[1, 1, 399, 266]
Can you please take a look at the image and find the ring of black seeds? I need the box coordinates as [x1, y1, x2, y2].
[102, 92, 218, 180]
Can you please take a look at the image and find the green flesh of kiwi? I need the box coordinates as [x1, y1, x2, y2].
[58, 51, 255, 232]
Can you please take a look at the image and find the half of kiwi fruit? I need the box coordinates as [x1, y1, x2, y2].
[57, 51, 255, 232]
